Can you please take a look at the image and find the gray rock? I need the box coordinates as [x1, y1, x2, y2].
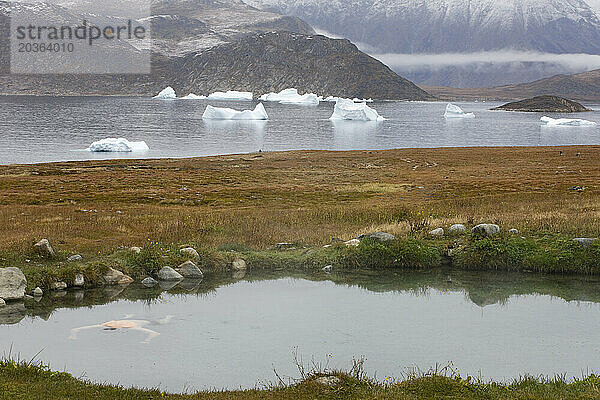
[67, 254, 83, 262]
[50, 281, 67, 291]
[34, 239, 55, 258]
[573, 238, 599, 248]
[232, 258, 247, 271]
[471, 224, 500, 236]
[158, 266, 183, 281]
[0, 267, 27, 301]
[102, 268, 134, 285]
[73, 274, 85, 287]
[180, 247, 199, 259]
[344, 239, 361, 247]
[357, 232, 396, 242]
[429, 228, 444, 237]
[314, 375, 341, 387]
[0, 298, 4, 307]
[509, 229, 519, 234]
[33, 287, 43, 297]
[449, 224, 466, 233]
[130, 247, 142, 254]
[322, 265, 333, 273]
[176, 261, 204, 278]
[141, 277, 158, 287]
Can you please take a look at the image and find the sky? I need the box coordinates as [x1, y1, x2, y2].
[589, 0, 600, 12]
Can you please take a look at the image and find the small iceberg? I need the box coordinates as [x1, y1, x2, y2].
[202, 103, 268, 120]
[88, 138, 150, 152]
[153, 87, 176, 100]
[207, 91, 253, 101]
[541, 116, 597, 127]
[259, 88, 320, 105]
[444, 103, 475, 119]
[329, 98, 384, 121]
[180, 93, 206, 100]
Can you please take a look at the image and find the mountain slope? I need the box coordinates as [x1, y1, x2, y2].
[0, 1, 432, 99]
[422, 69, 600, 102]
[247, 0, 600, 53]
[247, 0, 600, 87]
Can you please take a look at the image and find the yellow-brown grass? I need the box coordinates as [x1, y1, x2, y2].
[0, 146, 598, 254]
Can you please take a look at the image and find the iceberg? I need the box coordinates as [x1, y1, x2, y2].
[153, 87, 176, 100]
[541, 116, 597, 127]
[180, 93, 206, 100]
[259, 88, 320, 105]
[207, 91, 253, 101]
[444, 103, 475, 119]
[202, 103, 269, 120]
[88, 138, 150, 152]
[329, 98, 385, 121]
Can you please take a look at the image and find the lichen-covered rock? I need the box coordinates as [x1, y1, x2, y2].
[0, 267, 26, 301]
[180, 247, 199, 259]
[34, 239, 55, 258]
[33, 287, 43, 297]
[232, 259, 247, 271]
[176, 261, 204, 278]
[429, 228, 444, 237]
[357, 232, 396, 242]
[141, 277, 158, 287]
[50, 281, 67, 291]
[471, 224, 500, 236]
[67, 254, 83, 262]
[103, 268, 134, 285]
[158, 266, 183, 281]
[449, 224, 466, 233]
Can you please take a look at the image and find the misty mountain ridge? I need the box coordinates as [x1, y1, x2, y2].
[246, 0, 600, 87]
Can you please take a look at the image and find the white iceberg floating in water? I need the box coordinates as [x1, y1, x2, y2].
[541, 116, 597, 127]
[180, 93, 206, 100]
[153, 87, 176, 100]
[207, 91, 253, 101]
[329, 98, 385, 121]
[202, 103, 269, 120]
[259, 88, 320, 105]
[444, 103, 475, 119]
[88, 138, 150, 152]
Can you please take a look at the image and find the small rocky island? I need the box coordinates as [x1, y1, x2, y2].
[491, 95, 592, 113]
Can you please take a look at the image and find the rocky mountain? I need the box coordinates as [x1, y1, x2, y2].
[246, 0, 600, 87]
[491, 96, 592, 112]
[0, 0, 432, 99]
[422, 69, 600, 102]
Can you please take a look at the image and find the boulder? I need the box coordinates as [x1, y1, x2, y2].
[50, 281, 67, 291]
[67, 254, 83, 262]
[344, 239, 361, 247]
[357, 232, 396, 242]
[429, 228, 444, 237]
[130, 247, 142, 254]
[34, 239, 55, 258]
[232, 258, 247, 271]
[0, 267, 27, 300]
[573, 238, 598, 248]
[158, 266, 183, 281]
[141, 277, 158, 287]
[471, 224, 500, 236]
[180, 247, 199, 259]
[33, 287, 43, 297]
[176, 261, 204, 278]
[102, 268, 134, 285]
[314, 375, 341, 387]
[449, 224, 466, 233]
[73, 274, 85, 287]
[322, 265, 333, 273]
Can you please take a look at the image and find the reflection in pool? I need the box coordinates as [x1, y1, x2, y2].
[2, 269, 600, 393]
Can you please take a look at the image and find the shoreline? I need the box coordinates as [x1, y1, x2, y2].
[2, 358, 600, 399]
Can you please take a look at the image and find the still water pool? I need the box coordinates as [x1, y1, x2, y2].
[2, 269, 600, 392]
